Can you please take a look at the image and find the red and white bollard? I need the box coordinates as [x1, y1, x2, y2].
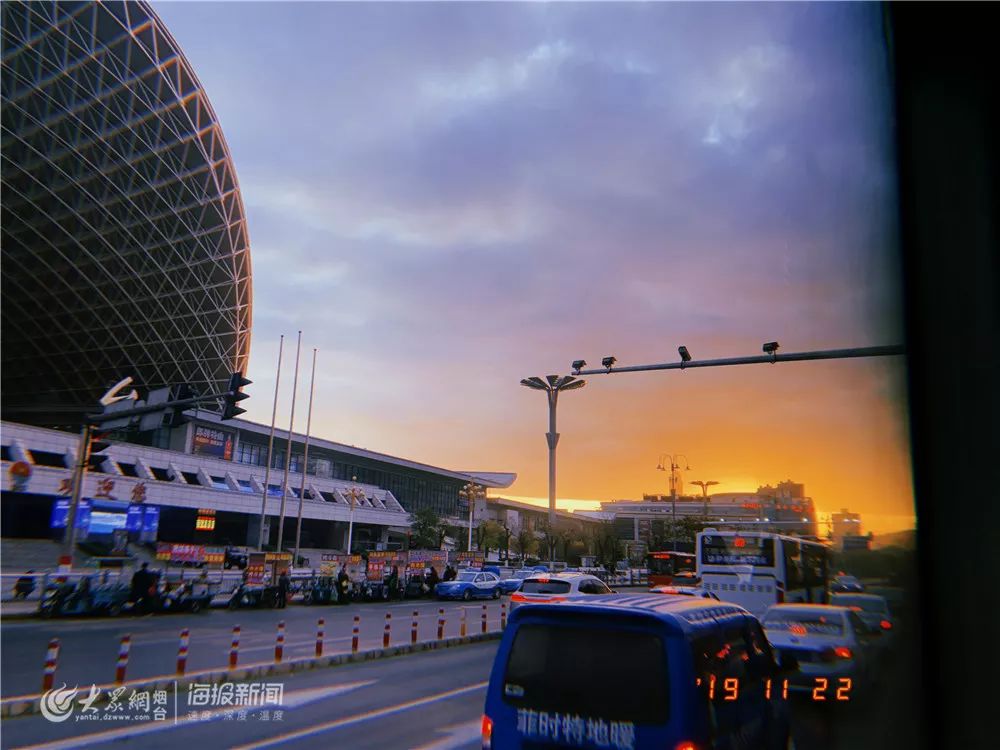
[383, 612, 391, 648]
[42, 638, 59, 692]
[460, 607, 467, 637]
[229, 625, 240, 669]
[316, 618, 325, 658]
[411, 611, 419, 644]
[481, 604, 488, 634]
[437, 608, 445, 640]
[275, 620, 285, 663]
[352, 615, 360, 653]
[176, 628, 190, 676]
[501, 601, 507, 630]
[115, 634, 131, 685]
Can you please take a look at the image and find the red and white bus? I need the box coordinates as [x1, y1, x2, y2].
[644, 550, 697, 587]
[696, 530, 831, 617]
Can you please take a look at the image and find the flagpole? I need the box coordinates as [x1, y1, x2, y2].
[257, 334, 284, 550]
[293, 347, 317, 563]
[276, 330, 302, 552]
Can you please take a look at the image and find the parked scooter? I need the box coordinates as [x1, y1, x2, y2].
[12, 570, 36, 600]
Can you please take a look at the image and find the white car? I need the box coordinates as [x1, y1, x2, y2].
[509, 572, 613, 610]
[762, 604, 878, 700]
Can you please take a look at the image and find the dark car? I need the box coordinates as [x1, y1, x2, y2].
[830, 574, 864, 593]
[483, 594, 795, 749]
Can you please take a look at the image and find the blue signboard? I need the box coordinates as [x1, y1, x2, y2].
[142, 505, 159, 532]
[126, 504, 143, 532]
[50, 499, 69, 529]
[141, 505, 160, 541]
[50, 499, 93, 529]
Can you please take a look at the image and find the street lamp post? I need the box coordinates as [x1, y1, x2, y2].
[520, 375, 586, 528]
[690, 480, 719, 517]
[458, 482, 486, 551]
[343, 477, 365, 555]
[656, 453, 691, 551]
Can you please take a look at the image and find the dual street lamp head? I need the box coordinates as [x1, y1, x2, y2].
[519, 375, 586, 393]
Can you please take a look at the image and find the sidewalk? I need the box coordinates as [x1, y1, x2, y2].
[0, 600, 36, 620]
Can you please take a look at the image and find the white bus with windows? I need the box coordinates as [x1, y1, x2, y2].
[696, 529, 831, 617]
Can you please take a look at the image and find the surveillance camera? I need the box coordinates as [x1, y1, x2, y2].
[762, 341, 780, 355]
[601, 356, 617, 369]
[571, 360, 586, 372]
[678, 346, 691, 363]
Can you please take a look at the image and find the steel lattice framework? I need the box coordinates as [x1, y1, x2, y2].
[1, 0, 252, 417]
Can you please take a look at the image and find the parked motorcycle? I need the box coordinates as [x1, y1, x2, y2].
[12, 571, 36, 600]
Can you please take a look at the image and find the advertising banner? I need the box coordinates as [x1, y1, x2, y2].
[366, 550, 406, 581]
[408, 550, 448, 578]
[455, 551, 485, 568]
[191, 425, 235, 460]
[322, 554, 364, 581]
[246, 552, 267, 584]
[204, 546, 226, 566]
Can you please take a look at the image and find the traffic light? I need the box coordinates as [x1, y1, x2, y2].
[89, 435, 111, 456]
[222, 371, 251, 420]
[87, 432, 111, 471]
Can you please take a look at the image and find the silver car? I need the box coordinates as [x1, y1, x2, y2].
[762, 603, 877, 702]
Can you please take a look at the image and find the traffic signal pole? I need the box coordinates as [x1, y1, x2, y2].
[58, 376, 251, 568]
[571, 344, 904, 376]
[61, 423, 93, 567]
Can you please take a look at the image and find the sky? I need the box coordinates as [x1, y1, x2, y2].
[154, 1, 915, 535]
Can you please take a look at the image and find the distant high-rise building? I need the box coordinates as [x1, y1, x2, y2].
[831, 508, 863, 547]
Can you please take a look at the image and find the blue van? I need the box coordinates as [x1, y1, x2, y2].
[482, 594, 794, 750]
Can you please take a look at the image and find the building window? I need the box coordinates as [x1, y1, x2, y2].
[236, 442, 265, 467]
[151, 428, 171, 450]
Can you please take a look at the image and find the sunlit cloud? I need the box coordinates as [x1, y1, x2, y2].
[154, 1, 915, 535]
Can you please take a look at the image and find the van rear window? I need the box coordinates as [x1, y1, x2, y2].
[521, 580, 571, 594]
[503, 623, 668, 723]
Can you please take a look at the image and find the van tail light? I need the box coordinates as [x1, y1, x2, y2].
[510, 593, 526, 603]
[834, 647, 853, 660]
[880, 619, 893, 630]
[481, 714, 493, 749]
[675, 742, 699, 750]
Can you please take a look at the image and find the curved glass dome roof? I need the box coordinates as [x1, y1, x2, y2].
[1, 0, 251, 419]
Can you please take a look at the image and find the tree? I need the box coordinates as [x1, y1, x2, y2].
[475, 520, 505, 556]
[500, 523, 514, 563]
[512, 528, 537, 560]
[409, 507, 445, 549]
[593, 521, 624, 574]
[536, 521, 558, 561]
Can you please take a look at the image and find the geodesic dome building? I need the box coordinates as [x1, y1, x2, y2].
[1, 0, 251, 421]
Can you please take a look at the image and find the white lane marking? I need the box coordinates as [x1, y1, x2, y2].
[410, 719, 483, 750]
[11, 680, 377, 750]
[230, 681, 489, 750]
[237, 636, 351, 653]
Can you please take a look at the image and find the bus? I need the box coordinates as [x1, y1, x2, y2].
[696, 530, 831, 616]
[644, 550, 697, 587]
